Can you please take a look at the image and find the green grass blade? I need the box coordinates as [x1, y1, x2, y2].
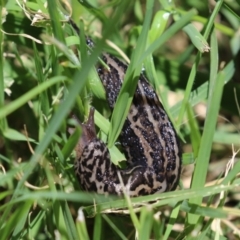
[209, 29, 219, 91]
[47, 0, 65, 42]
[77, 0, 108, 23]
[163, 202, 181, 240]
[93, 210, 102, 240]
[102, 215, 128, 240]
[139, 207, 153, 240]
[61, 124, 81, 160]
[176, 0, 224, 130]
[188, 67, 228, 224]
[0, 76, 67, 119]
[60, 201, 79, 240]
[76, 208, 90, 240]
[108, 0, 154, 147]
[33, 41, 50, 115]
[213, 131, 240, 145]
[171, 60, 234, 120]
[186, 103, 201, 158]
[11, 200, 33, 239]
[27, 209, 46, 239]
[84, 179, 240, 217]
[3, 128, 37, 142]
[139, 9, 196, 65]
[181, 201, 227, 218]
[223, 2, 240, 21]
[0, 4, 7, 131]
[221, 158, 240, 185]
[183, 24, 210, 53]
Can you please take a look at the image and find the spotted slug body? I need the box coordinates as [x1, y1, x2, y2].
[70, 37, 181, 197]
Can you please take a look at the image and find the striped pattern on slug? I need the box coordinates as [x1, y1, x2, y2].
[70, 51, 181, 197]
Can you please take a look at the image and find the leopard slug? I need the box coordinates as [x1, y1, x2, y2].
[69, 24, 182, 197]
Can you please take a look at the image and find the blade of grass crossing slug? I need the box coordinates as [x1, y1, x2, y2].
[141, 10, 196, 135]
[188, 69, 226, 224]
[108, 145, 126, 165]
[108, 7, 196, 147]
[110, 0, 154, 142]
[83, 182, 240, 217]
[108, 0, 154, 147]
[94, 110, 110, 134]
[107, 73, 135, 148]
[96, 111, 127, 164]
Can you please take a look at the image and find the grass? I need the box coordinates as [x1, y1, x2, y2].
[1, 0, 240, 239]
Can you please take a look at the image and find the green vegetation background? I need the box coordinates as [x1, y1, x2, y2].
[0, 0, 240, 239]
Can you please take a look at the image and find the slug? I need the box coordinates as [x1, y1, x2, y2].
[69, 22, 182, 197]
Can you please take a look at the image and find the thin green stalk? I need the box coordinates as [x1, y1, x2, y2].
[176, 0, 225, 129]
[0, 3, 7, 131]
